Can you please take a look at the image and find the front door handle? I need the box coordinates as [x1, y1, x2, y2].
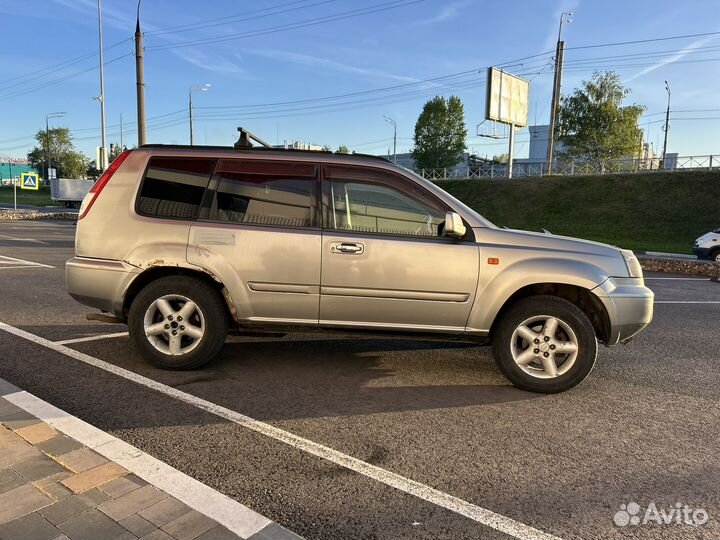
[330, 242, 364, 255]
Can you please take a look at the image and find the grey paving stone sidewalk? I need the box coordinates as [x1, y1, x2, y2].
[0, 390, 301, 540]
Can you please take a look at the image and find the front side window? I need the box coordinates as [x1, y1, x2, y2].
[138, 157, 216, 220]
[324, 165, 447, 237]
[209, 159, 318, 228]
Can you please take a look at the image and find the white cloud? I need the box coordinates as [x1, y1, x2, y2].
[246, 49, 418, 83]
[50, 0, 246, 75]
[414, 0, 474, 26]
[625, 36, 716, 82]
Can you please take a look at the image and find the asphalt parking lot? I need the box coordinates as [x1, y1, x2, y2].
[0, 220, 718, 540]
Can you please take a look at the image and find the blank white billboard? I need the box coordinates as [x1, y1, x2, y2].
[485, 67, 530, 128]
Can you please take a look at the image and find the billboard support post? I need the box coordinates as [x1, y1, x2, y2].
[507, 124, 515, 179]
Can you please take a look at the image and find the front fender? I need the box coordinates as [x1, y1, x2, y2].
[467, 257, 609, 333]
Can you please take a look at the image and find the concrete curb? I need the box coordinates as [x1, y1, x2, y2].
[0, 377, 304, 540]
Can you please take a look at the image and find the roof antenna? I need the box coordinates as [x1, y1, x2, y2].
[234, 127, 271, 149]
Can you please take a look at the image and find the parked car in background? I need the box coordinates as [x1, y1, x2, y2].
[693, 229, 720, 262]
[66, 144, 654, 393]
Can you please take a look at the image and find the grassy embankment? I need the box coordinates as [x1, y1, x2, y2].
[439, 170, 719, 254]
[0, 186, 56, 207]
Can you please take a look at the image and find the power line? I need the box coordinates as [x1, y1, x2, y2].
[147, 0, 344, 36]
[0, 53, 132, 102]
[0, 38, 132, 92]
[145, 0, 425, 51]
[564, 30, 720, 52]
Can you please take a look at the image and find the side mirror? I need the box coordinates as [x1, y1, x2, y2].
[444, 211, 467, 239]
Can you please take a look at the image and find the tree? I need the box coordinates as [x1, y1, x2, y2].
[337, 145, 350, 154]
[558, 71, 646, 162]
[493, 153, 509, 164]
[412, 95, 467, 170]
[321, 144, 332, 152]
[108, 143, 127, 162]
[26, 127, 90, 179]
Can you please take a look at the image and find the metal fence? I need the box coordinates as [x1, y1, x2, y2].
[417, 154, 720, 180]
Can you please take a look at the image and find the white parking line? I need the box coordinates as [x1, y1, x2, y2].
[0, 254, 54, 269]
[55, 332, 129, 345]
[655, 301, 720, 304]
[645, 277, 712, 281]
[2, 388, 273, 538]
[0, 321, 562, 540]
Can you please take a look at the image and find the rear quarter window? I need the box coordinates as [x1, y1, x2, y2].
[137, 157, 216, 220]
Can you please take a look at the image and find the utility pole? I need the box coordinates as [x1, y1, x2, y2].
[120, 113, 124, 151]
[189, 84, 210, 146]
[546, 12, 572, 175]
[189, 89, 194, 146]
[135, 0, 146, 147]
[661, 80, 670, 170]
[383, 115, 397, 163]
[45, 112, 65, 181]
[97, 0, 108, 170]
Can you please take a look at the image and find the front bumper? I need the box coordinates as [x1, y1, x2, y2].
[592, 277, 654, 345]
[66, 257, 140, 318]
[693, 246, 713, 259]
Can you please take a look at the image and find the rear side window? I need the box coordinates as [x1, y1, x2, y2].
[138, 157, 216, 220]
[208, 159, 318, 228]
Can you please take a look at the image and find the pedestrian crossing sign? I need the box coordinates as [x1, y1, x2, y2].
[21, 173, 40, 190]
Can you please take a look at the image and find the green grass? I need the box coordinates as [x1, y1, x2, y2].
[0, 186, 57, 207]
[437, 170, 720, 254]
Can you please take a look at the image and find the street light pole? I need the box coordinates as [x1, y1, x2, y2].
[97, 0, 108, 170]
[383, 115, 397, 163]
[135, 0, 146, 147]
[189, 84, 210, 146]
[661, 80, 671, 170]
[45, 112, 65, 181]
[546, 11, 572, 175]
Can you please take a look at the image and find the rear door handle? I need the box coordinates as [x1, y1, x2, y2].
[330, 242, 364, 255]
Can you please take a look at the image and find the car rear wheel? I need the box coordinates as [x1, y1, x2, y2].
[711, 249, 720, 263]
[492, 295, 597, 393]
[129, 276, 228, 370]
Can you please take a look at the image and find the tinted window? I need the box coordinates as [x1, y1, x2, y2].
[324, 165, 447, 237]
[138, 157, 215, 220]
[210, 159, 318, 228]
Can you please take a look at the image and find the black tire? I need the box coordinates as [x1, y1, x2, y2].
[710, 249, 720, 263]
[128, 276, 228, 370]
[491, 295, 598, 393]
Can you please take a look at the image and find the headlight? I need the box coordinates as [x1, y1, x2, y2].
[621, 249, 643, 278]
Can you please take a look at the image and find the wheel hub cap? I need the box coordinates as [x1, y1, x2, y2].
[143, 294, 205, 356]
[510, 315, 579, 379]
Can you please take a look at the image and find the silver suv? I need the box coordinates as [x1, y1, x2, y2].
[66, 144, 653, 393]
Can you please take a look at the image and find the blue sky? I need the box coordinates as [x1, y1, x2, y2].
[1, 0, 719, 162]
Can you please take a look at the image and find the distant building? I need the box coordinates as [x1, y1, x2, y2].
[0, 158, 37, 183]
[274, 140, 324, 151]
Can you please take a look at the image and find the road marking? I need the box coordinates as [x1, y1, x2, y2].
[0, 234, 49, 244]
[0, 321, 562, 540]
[0, 254, 54, 268]
[55, 332, 129, 345]
[655, 301, 720, 304]
[1, 388, 274, 539]
[645, 277, 711, 281]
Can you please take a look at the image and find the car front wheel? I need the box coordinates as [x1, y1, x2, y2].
[492, 295, 598, 393]
[128, 276, 228, 370]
